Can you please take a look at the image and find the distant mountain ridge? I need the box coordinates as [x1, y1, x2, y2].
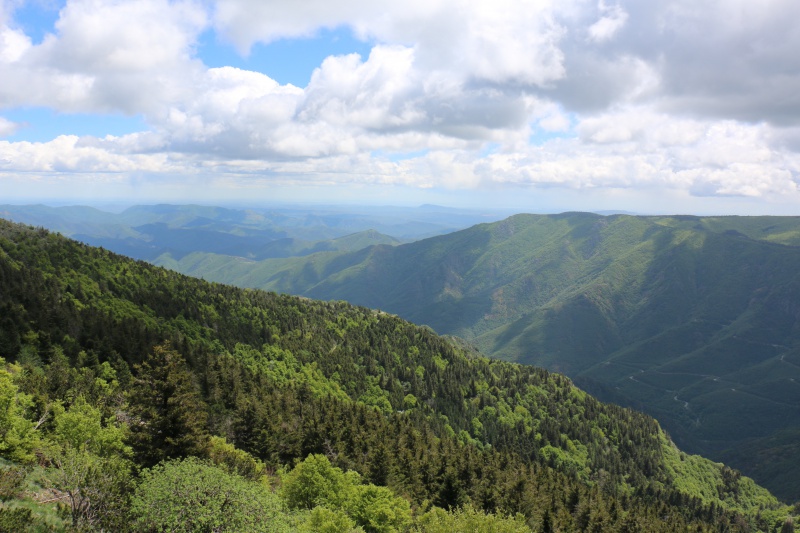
[160, 212, 800, 501]
[0, 203, 516, 260]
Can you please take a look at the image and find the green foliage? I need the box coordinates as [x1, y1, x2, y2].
[44, 445, 133, 531]
[0, 218, 792, 532]
[417, 505, 531, 533]
[281, 454, 360, 511]
[0, 362, 38, 463]
[127, 344, 209, 467]
[302, 506, 359, 533]
[402, 394, 417, 409]
[0, 461, 67, 531]
[52, 397, 130, 458]
[131, 457, 297, 533]
[283, 455, 410, 533]
[344, 484, 411, 533]
[232, 343, 349, 401]
[0, 465, 27, 503]
[207, 436, 266, 481]
[661, 435, 778, 512]
[358, 378, 393, 413]
[170, 211, 800, 502]
[0, 506, 34, 532]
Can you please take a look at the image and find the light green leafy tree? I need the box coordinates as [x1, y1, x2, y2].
[0, 360, 38, 463]
[131, 457, 298, 533]
[45, 396, 134, 531]
[417, 505, 531, 533]
[52, 396, 130, 458]
[282, 454, 411, 533]
[207, 435, 266, 481]
[302, 506, 361, 533]
[344, 484, 411, 533]
[280, 454, 361, 510]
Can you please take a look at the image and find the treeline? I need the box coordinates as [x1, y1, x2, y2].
[0, 219, 793, 531]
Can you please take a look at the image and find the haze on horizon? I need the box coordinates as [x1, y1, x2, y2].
[1, 0, 800, 215]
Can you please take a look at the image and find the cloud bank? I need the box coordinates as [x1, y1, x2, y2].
[1, 0, 799, 210]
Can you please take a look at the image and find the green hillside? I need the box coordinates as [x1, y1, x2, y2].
[0, 218, 792, 531]
[161, 213, 800, 501]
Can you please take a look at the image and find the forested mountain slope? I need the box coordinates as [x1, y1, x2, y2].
[0, 218, 792, 531]
[162, 212, 800, 501]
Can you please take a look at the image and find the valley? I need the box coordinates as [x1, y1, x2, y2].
[4, 205, 800, 505]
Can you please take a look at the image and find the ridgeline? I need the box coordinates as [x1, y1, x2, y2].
[0, 219, 793, 531]
[163, 212, 800, 502]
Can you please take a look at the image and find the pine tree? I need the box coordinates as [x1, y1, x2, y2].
[127, 343, 209, 466]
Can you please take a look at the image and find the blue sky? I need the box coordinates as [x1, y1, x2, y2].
[1, 0, 800, 214]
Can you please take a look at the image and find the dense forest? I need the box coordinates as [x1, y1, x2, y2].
[0, 219, 795, 531]
[153, 212, 800, 502]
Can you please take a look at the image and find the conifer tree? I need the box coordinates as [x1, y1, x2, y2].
[127, 343, 209, 466]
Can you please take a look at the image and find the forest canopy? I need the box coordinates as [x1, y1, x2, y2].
[0, 219, 794, 531]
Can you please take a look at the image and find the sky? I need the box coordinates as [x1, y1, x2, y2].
[1, 0, 800, 214]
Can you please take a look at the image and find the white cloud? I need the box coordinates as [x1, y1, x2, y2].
[537, 106, 571, 132]
[2, 0, 800, 211]
[0, 135, 173, 172]
[4, 0, 800, 126]
[0, 0, 207, 114]
[43, 0, 205, 73]
[213, 0, 568, 87]
[0, 116, 17, 137]
[0, 24, 28, 62]
[588, 3, 628, 43]
[212, 0, 377, 52]
[480, 110, 800, 198]
[301, 46, 419, 129]
[5, 107, 795, 200]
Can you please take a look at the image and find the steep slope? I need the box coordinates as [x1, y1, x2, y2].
[0, 218, 790, 530]
[165, 213, 800, 501]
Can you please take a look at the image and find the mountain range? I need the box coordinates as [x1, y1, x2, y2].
[152, 212, 800, 502]
[0, 203, 514, 261]
[0, 218, 791, 530]
[4, 204, 800, 503]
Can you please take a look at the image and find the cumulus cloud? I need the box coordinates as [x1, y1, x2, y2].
[0, 135, 172, 172]
[481, 110, 800, 198]
[568, 0, 800, 124]
[0, 116, 17, 137]
[587, 3, 629, 43]
[2, 0, 800, 210]
[0, 0, 206, 114]
[213, 0, 569, 87]
[0, 24, 28, 62]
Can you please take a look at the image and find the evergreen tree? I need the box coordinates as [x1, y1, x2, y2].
[127, 343, 209, 466]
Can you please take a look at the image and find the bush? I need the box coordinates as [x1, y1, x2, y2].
[131, 457, 297, 533]
[280, 454, 360, 511]
[418, 505, 531, 533]
[344, 484, 411, 533]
